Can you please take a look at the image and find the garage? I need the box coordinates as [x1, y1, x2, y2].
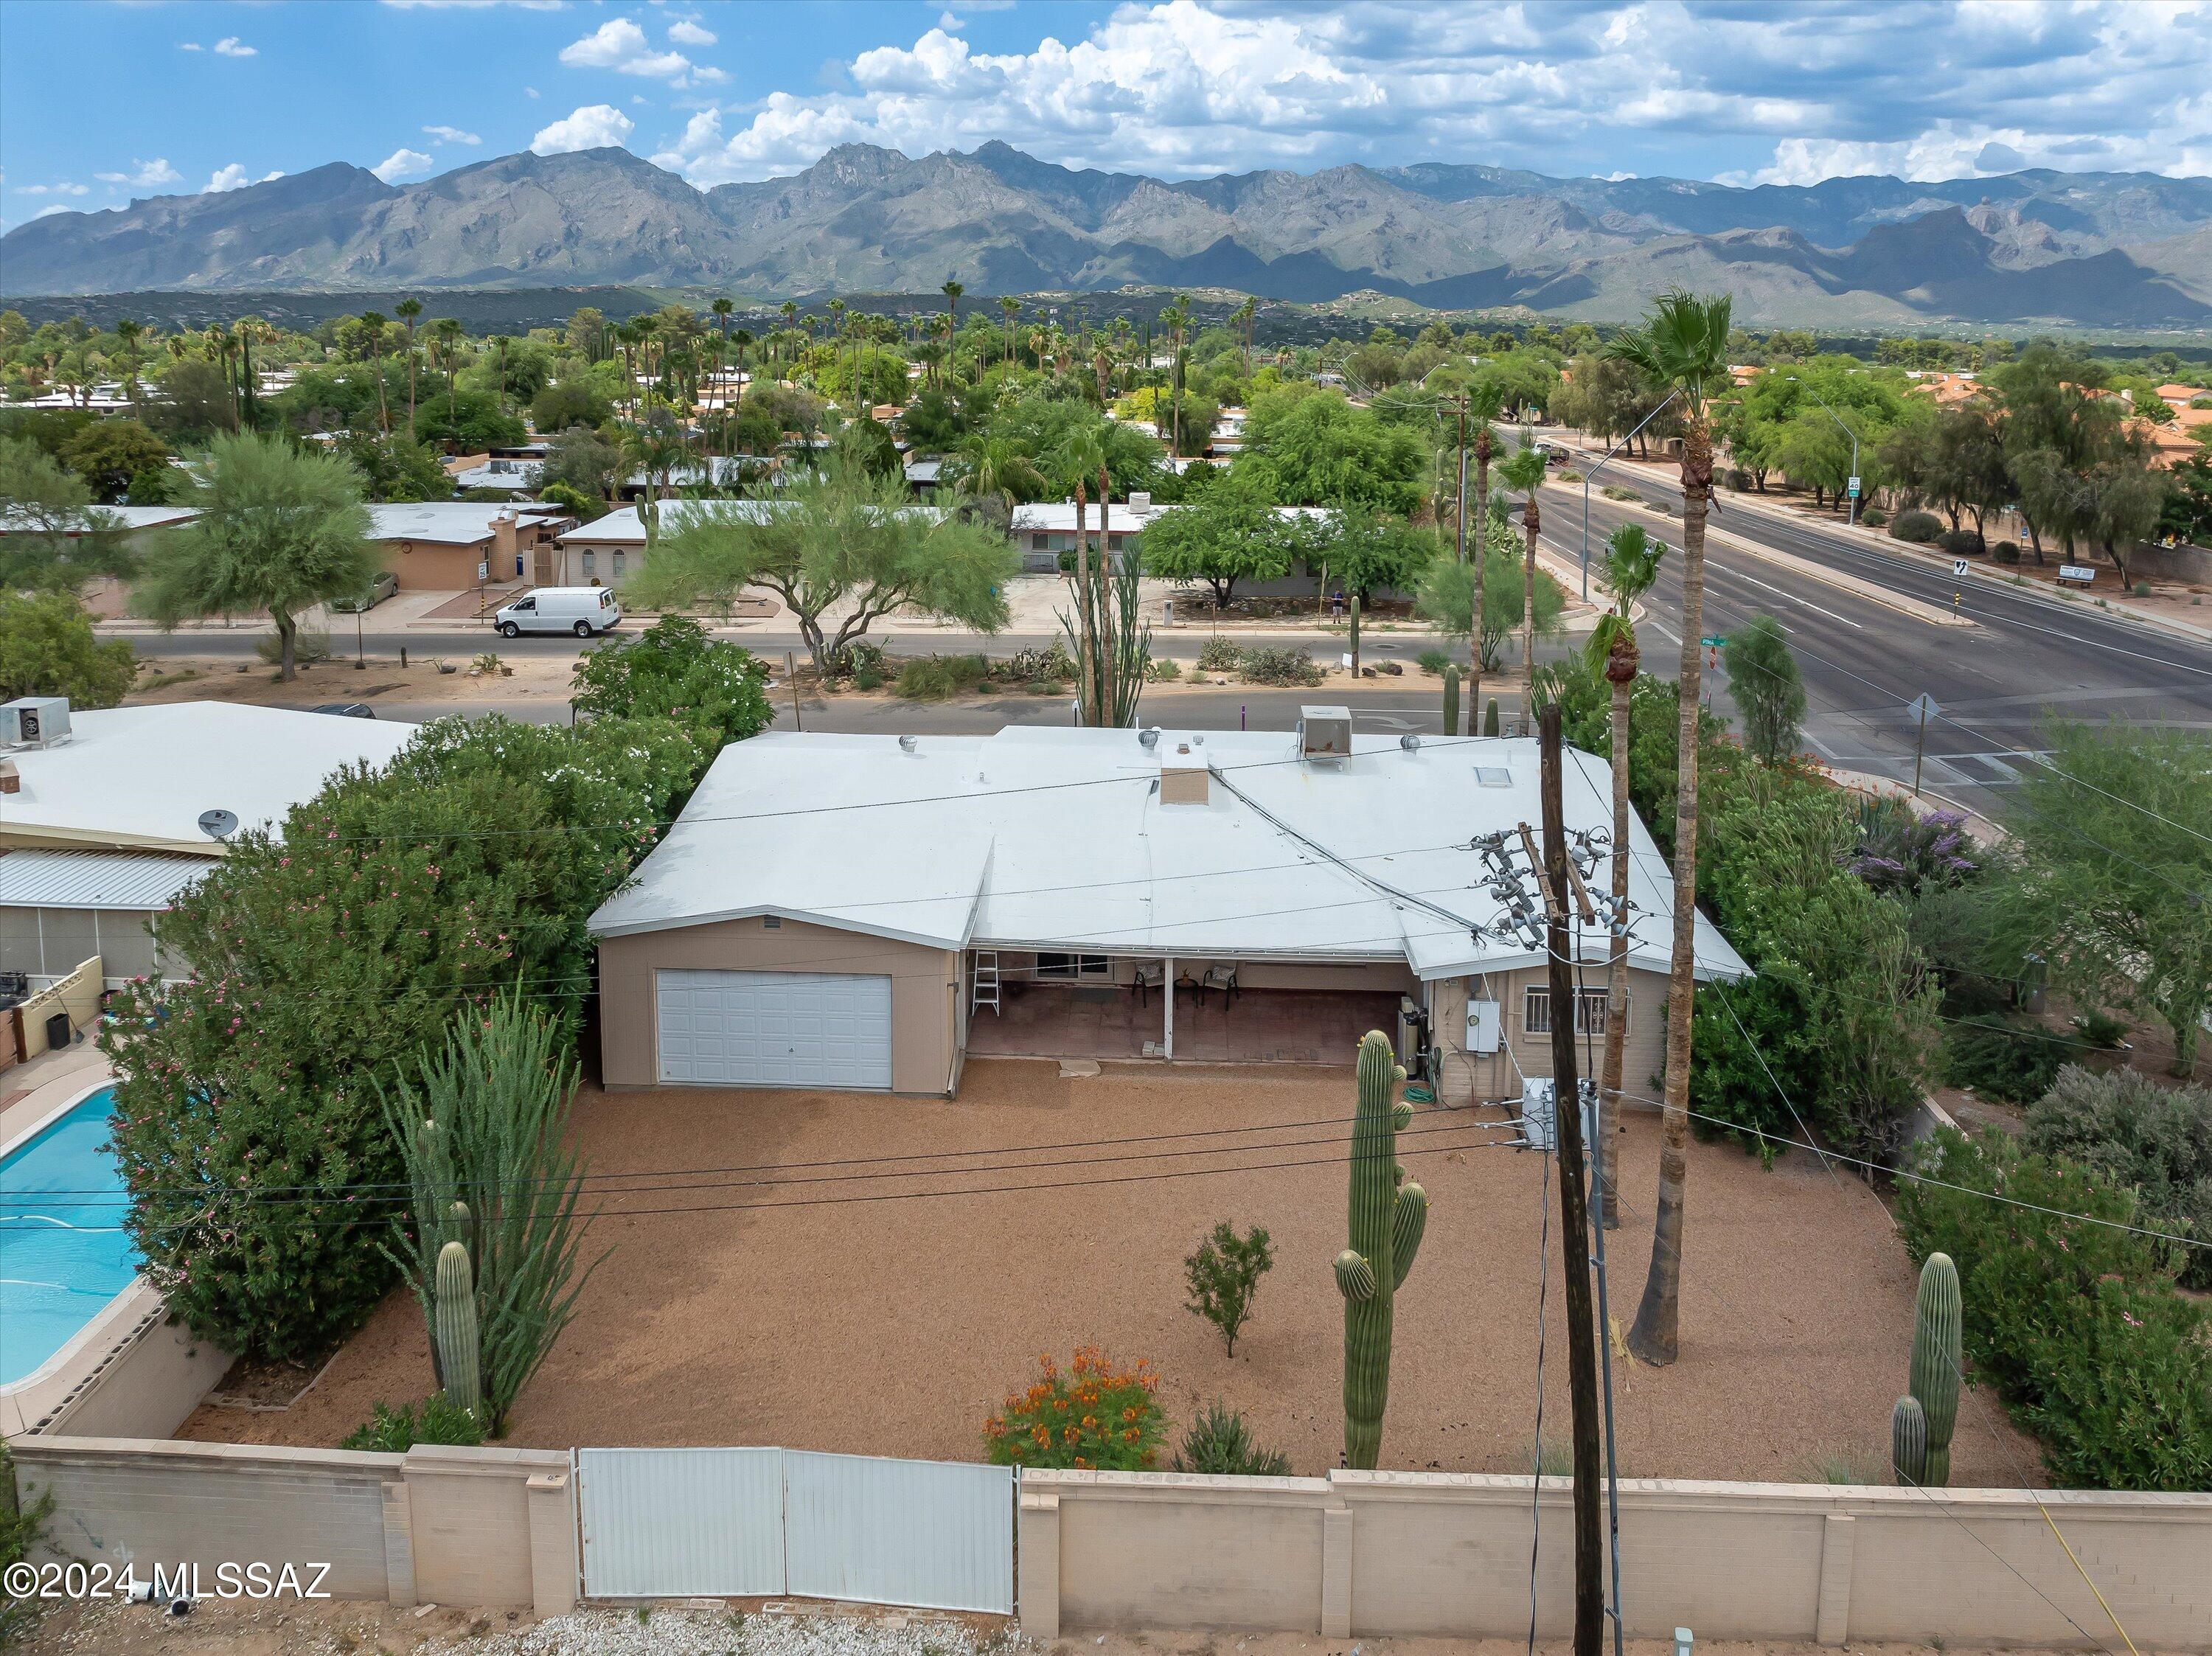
[654, 967, 894, 1090]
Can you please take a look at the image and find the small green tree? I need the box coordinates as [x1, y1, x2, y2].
[569, 614, 774, 752]
[134, 431, 380, 681]
[1417, 524, 1565, 672]
[631, 453, 1018, 675]
[380, 990, 606, 1436]
[0, 436, 134, 593]
[1139, 470, 1295, 608]
[0, 589, 136, 706]
[1723, 613, 1806, 763]
[1322, 507, 1434, 604]
[1183, 1220, 1275, 1356]
[59, 417, 170, 501]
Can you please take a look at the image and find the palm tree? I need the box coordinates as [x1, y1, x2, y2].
[1605, 286, 1733, 1367]
[1232, 296, 1258, 375]
[394, 298, 422, 430]
[1498, 443, 1550, 686]
[941, 278, 964, 335]
[434, 317, 462, 424]
[1585, 521, 1667, 1229]
[1459, 379, 1509, 715]
[622, 409, 689, 558]
[956, 436, 1046, 515]
[778, 300, 798, 371]
[999, 296, 1020, 365]
[358, 312, 390, 434]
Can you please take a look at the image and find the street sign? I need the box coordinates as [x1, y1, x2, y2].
[1700, 635, 1728, 647]
[1847, 476, 1861, 497]
[477, 560, 490, 582]
[1952, 558, 1970, 578]
[1907, 693, 1940, 723]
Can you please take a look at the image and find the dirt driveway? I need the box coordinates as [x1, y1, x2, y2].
[181, 1059, 2042, 1486]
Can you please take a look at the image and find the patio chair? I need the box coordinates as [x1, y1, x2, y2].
[1133, 961, 1166, 1006]
[1200, 964, 1240, 1007]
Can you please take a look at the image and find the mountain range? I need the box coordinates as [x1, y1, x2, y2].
[4, 141, 2209, 327]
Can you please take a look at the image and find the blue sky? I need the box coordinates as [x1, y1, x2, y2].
[4, 1, 2208, 230]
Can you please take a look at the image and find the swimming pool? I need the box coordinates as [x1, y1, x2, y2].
[0, 1086, 141, 1388]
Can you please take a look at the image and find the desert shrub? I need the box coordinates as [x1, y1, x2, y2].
[2073, 1009, 2129, 1048]
[1196, 636, 1244, 672]
[102, 714, 707, 1362]
[1183, 1220, 1275, 1356]
[983, 1346, 1165, 1470]
[1174, 1401, 1291, 1476]
[894, 653, 992, 700]
[2132, 581, 2153, 598]
[2023, 1067, 2212, 1289]
[1847, 800, 1978, 897]
[1941, 1014, 2071, 1104]
[1600, 484, 1641, 503]
[339, 1394, 487, 1453]
[1145, 656, 1181, 681]
[1887, 509, 1944, 543]
[1416, 647, 1453, 676]
[1238, 646, 1324, 686]
[569, 615, 773, 752]
[826, 639, 886, 681]
[1897, 1127, 2212, 1489]
[1725, 466, 1754, 491]
[1001, 642, 1076, 683]
[1858, 506, 1888, 527]
[1992, 540, 2021, 564]
[256, 625, 331, 666]
[1938, 529, 1986, 557]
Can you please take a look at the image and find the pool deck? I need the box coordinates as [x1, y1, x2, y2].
[0, 1040, 112, 1153]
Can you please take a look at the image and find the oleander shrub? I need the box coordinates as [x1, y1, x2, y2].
[1897, 1127, 2212, 1490]
[1888, 509, 1944, 543]
[2023, 1066, 2212, 1290]
[983, 1346, 1166, 1470]
[1174, 1401, 1292, 1476]
[1196, 636, 1244, 673]
[1238, 646, 1325, 686]
[1941, 1013, 2072, 1104]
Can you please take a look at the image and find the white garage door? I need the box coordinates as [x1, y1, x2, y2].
[655, 968, 894, 1090]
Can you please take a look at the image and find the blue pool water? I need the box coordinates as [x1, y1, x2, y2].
[1, 1088, 140, 1388]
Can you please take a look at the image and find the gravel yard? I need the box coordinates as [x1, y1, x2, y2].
[178, 1057, 2042, 1485]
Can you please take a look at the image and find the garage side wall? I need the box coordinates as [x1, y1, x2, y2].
[597, 917, 959, 1096]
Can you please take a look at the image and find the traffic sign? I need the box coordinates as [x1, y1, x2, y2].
[1952, 558, 1970, 578]
[1847, 476, 1862, 497]
[1907, 693, 1941, 723]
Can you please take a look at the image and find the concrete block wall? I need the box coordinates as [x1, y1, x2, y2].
[11, 1437, 577, 1615]
[1018, 1469, 2212, 1650]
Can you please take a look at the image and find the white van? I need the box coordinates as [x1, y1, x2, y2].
[493, 586, 622, 639]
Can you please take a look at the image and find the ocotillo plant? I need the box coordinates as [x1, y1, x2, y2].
[434, 1239, 482, 1417]
[1335, 1030, 1428, 1469]
[1893, 1251, 1962, 1484]
[1442, 665, 1461, 737]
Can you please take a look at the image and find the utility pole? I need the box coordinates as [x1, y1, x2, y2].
[1537, 701, 1606, 1656]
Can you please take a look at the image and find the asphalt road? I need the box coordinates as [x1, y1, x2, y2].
[1524, 439, 2212, 815]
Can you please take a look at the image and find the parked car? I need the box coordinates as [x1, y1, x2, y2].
[330, 571, 399, 613]
[493, 585, 622, 639]
[307, 703, 378, 719]
[1538, 442, 1572, 466]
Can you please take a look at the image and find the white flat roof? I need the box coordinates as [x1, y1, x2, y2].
[2, 703, 414, 855]
[589, 728, 1750, 984]
[1009, 502, 1326, 535]
[0, 849, 213, 911]
[366, 502, 530, 545]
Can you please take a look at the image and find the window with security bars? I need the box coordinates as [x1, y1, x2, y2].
[1523, 986, 1614, 1036]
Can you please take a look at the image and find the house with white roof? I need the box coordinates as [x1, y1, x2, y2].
[0, 700, 412, 986]
[365, 501, 574, 590]
[588, 720, 1747, 1101]
[1009, 496, 1331, 574]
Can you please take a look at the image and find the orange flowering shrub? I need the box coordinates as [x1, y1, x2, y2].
[981, 1346, 1166, 1470]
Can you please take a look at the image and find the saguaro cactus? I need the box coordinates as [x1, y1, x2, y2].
[1891, 1394, 1928, 1486]
[434, 1239, 482, 1418]
[1907, 1251, 1961, 1483]
[1442, 665, 1461, 737]
[1484, 698, 1500, 737]
[1335, 1030, 1429, 1469]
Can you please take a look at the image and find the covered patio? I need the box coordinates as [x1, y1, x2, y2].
[964, 971, 1405, 1065]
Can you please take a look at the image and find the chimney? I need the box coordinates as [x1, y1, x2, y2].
[0, 758, 18, 795]
[493, 509, 519, 563]
[1159, 740, 1210, 806]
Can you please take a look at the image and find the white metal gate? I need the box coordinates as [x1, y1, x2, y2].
[575, 1446, 1015, 1612]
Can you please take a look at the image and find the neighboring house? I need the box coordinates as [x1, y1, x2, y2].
[554, 499, 773, 585]
[0, 504, 203, 618]
[903, 458, 942, 493]
[451, 456, 545, 494]
[614, 458, 763, 501]
[1008, 498, 1331, 575]
[0, 700, 411, 985]
[587, 721, 1749, 1098]
[366, 501, 574, 590]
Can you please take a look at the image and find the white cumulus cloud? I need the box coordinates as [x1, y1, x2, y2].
[212, 36, 256, 57]
[531, 103, 636, 156]
[15, 182, 90, 197]
[94, 159, 184, 189]
[205, 164, 282, 193]
[667, 19, 717, 47]
[423, 124, 482, 145]
[560, 17, 692, 80]
[372, 148, 437, 183]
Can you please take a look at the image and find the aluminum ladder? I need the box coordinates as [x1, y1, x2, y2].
[970, 950, 1001, 1017]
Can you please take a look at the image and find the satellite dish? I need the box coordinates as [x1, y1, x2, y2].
[197, 808, 240, 841]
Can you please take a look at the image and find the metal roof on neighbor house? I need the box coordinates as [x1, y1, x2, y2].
[588, 727, 1753, 985]
[0, 850, 214, 910]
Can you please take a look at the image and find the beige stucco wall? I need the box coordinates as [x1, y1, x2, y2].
[1020, 1469, 2212, 1649]
[3, 1283, 232, 1439]
[11, 1437, 577, 1615]
[597, 916, 960, 1095]
[13, 955, 103, 1060]
[1432, 963, 1668, 1109]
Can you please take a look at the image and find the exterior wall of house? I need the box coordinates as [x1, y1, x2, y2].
[1431, 962, 1668, 1108]
[597, 916, 961, 1095]
[380, 537, 499, 591]
[552, 535, 641, 587]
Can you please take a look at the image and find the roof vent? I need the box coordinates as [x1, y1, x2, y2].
[1298, 706, 1353, 765]
[898, 734, 918, 753]
[1160, 742, 1210, 807]
[1138, 728, 1161, 750]
[1399, 734, 1421, 752]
